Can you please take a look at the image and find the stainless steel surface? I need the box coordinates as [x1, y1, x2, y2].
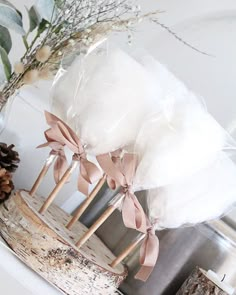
[120, 221, 236, 295]
[79, 189, 236, 295]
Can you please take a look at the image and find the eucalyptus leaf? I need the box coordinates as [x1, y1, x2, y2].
[0, 0, 22, 18]
[37, 18, 49, 35]
[27, 6, 41, 32]
[0, 0, 17, 11]
[34, 0, 57, 23]
[0, 25, 11, 53]
[0, 6, 25, 35]
[54, 0, 63, 8]
[0, 64, 6, 86]
[0, 46, 11, 81]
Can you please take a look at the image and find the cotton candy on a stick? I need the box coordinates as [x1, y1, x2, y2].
[133, 105, 228, 191]
[147, 152, 236, 229]
[132, 59, 229, 190]
[51, 48, 160, 155]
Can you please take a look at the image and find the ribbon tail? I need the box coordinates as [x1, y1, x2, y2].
[37, 142, 50, 149]
[77, 169, 89, 196]
[133, 196, 147, 233]
[135, 234, 159, 282]
[53, 153, 68, 184]
[97, 153, 125, 187]
[122, 194, 138, 230]
[44, 111, 61, 127]
[135, 266, 154, 282]
[122, 193, 146, 233]
[80, 158, 102, 184]
[106, 176, 116, 190]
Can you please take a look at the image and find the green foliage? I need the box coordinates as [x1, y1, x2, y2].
[0, 25, 11, 54]
[34, 0, 57, 23]
[27, 6, 41, 33]
[0, 0, 19, 12]
[0, 5, 25, 35]
[0, 0, 58, 86]
[54, 0, 64, 8]
[37, 18, 50, 35]
[0, 46, 11, 81]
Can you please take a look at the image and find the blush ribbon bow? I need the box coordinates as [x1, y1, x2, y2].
[39, 111, 102, 196]
[97, 152, 146, 233]
[38, 129, 67, 184]
[106, 149, 122, 190]
[135, 219, 159, 282]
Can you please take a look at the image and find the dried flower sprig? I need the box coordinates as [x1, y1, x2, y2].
[0, 0, 147, 110]
[0, 0, 210, 111]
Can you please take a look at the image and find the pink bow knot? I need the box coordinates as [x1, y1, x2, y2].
[121, 188, 146, 234]
[72, 151, 86, 161]
[97, 152, 146, 233]
[122, 184, 133, 194]
[38, 128, 68, 184]
[106, 149, 123, 190]
[39, 111, 102, 195]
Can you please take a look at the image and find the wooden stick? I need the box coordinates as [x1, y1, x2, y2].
[39, 160, 78, 214]
[29, 154, 56, 196]
[110, 233, 146, 268]
[66, 174, 107, 230]
[75, 193, 125, 248]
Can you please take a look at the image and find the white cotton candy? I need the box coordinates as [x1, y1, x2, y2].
[148, 153, 236, 230]
[51, 48, 230, 192]
[132, 58, 230, 190]
[133, 104, 227, 190]
[51, 48, 159, 155]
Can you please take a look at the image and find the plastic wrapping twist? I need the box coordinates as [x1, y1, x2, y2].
[39, 111, 102, 195]
[97, 152, 146, 233]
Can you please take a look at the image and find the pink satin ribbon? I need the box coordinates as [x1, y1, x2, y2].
[135, 219, 159, 282]
[38, 129, 68, 184]
[97, 152, 146, 233]
[39, 111, 102, 196]
[106, 149, 122, 190]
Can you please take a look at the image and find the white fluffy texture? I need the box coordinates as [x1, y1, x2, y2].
[133, 105, 227, 190]
[51, 50, 231, 191]
[133, 56, 229, 190]
[51, 49, 160, 155]
[148, 153, 236, 230]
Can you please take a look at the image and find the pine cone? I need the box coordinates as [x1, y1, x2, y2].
[0, 168, 14, 203]
[0, 143, 20, 173]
